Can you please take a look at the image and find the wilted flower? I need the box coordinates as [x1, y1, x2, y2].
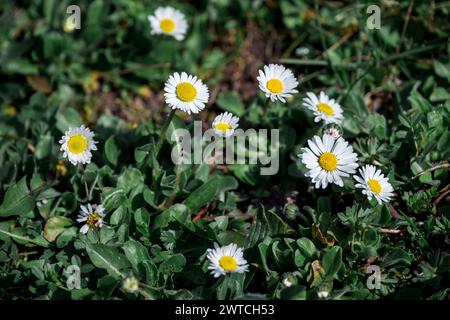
[76, 204, 105, 234]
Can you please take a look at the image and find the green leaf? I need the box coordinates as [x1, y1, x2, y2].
[104, 136, 121, 167]
[229, 164, 259, 186]
[2, 58, 38, 75]
[159, 253, 186, 274]
[260, 207, 294, 236]
[117, 168, 144, 195]
[321, 246, 342, 279]
[183, 175, 221, 212]
[296, 238, 318, 259]
[0, 221, 49, 247]
[0, 177, 38, 217]
[56, 227, 77, 248]
[135, 208, 150, 237]
[43, 216, 73, 242]
[433, 60, 450, 80]
[246, 220, 268, 248]
[153, 204, 189, 230]
[84, 0, 105, 42]
[381, 248, 411, 267]
[122, 239, 151, 268]
[35, 134, 53, 159]
[85, 243, 131, 279]
[55, 107, 83, 133]
[216, 92, 245, 117]
[216, 273, 245, 299]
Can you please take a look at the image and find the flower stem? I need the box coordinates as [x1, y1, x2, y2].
[262, 98, 270, 120]
[155, 108, 176, 157]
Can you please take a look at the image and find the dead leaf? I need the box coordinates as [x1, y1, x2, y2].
[26, 75, 52, 93]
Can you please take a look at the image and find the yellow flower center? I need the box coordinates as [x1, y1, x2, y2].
[86, 213, 102, 228]
[176, 82, 197, 102]
[160, 18, 175, 33]
[266, 79, 283, 94]
[318, 152, 338, 171]
[317, 103, 334, 116]
[219, 256, 238, 272]
[368, 179, 382, 194]
[67, 134, 88, 154]
[216, 122, 231, 132]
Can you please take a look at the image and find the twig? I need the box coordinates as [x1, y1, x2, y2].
[379, 228, 402, 234]
[398, 0, 415, 54]
[193, 203, 211, 222]
[387, 203, 401, 220]
[434, 184, 450, 206]
[412, 162, 449, 179]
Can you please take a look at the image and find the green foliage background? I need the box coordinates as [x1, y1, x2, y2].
[0, 0, 449, 299]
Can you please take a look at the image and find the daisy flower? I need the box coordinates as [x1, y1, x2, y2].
[257, 64, 299, 103]
[76, 203, 105, 234]
[206, 243, 249, 278]
[354, 164, 394, 204]
[59, 125, 97, 165]
[303, 91, 344, 125]
[147, 6, 188, 41]
[324, 126, 341, 139]
[300, 134, 359, 188]
[164, 72, 209, 114]
[212, 112, 239, 137]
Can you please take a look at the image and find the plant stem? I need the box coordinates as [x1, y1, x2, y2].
[262, 98, 270, 120]
[155, 108, 176, 157]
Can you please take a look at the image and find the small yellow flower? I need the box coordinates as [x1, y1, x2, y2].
[63, 17, 77, 33]
[137, 86, 151, 98]
[127, 122, 138, 129]
[3, 106, 17, 116]
[56, 160, 68, 177]
[83, 71, 101, 92]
